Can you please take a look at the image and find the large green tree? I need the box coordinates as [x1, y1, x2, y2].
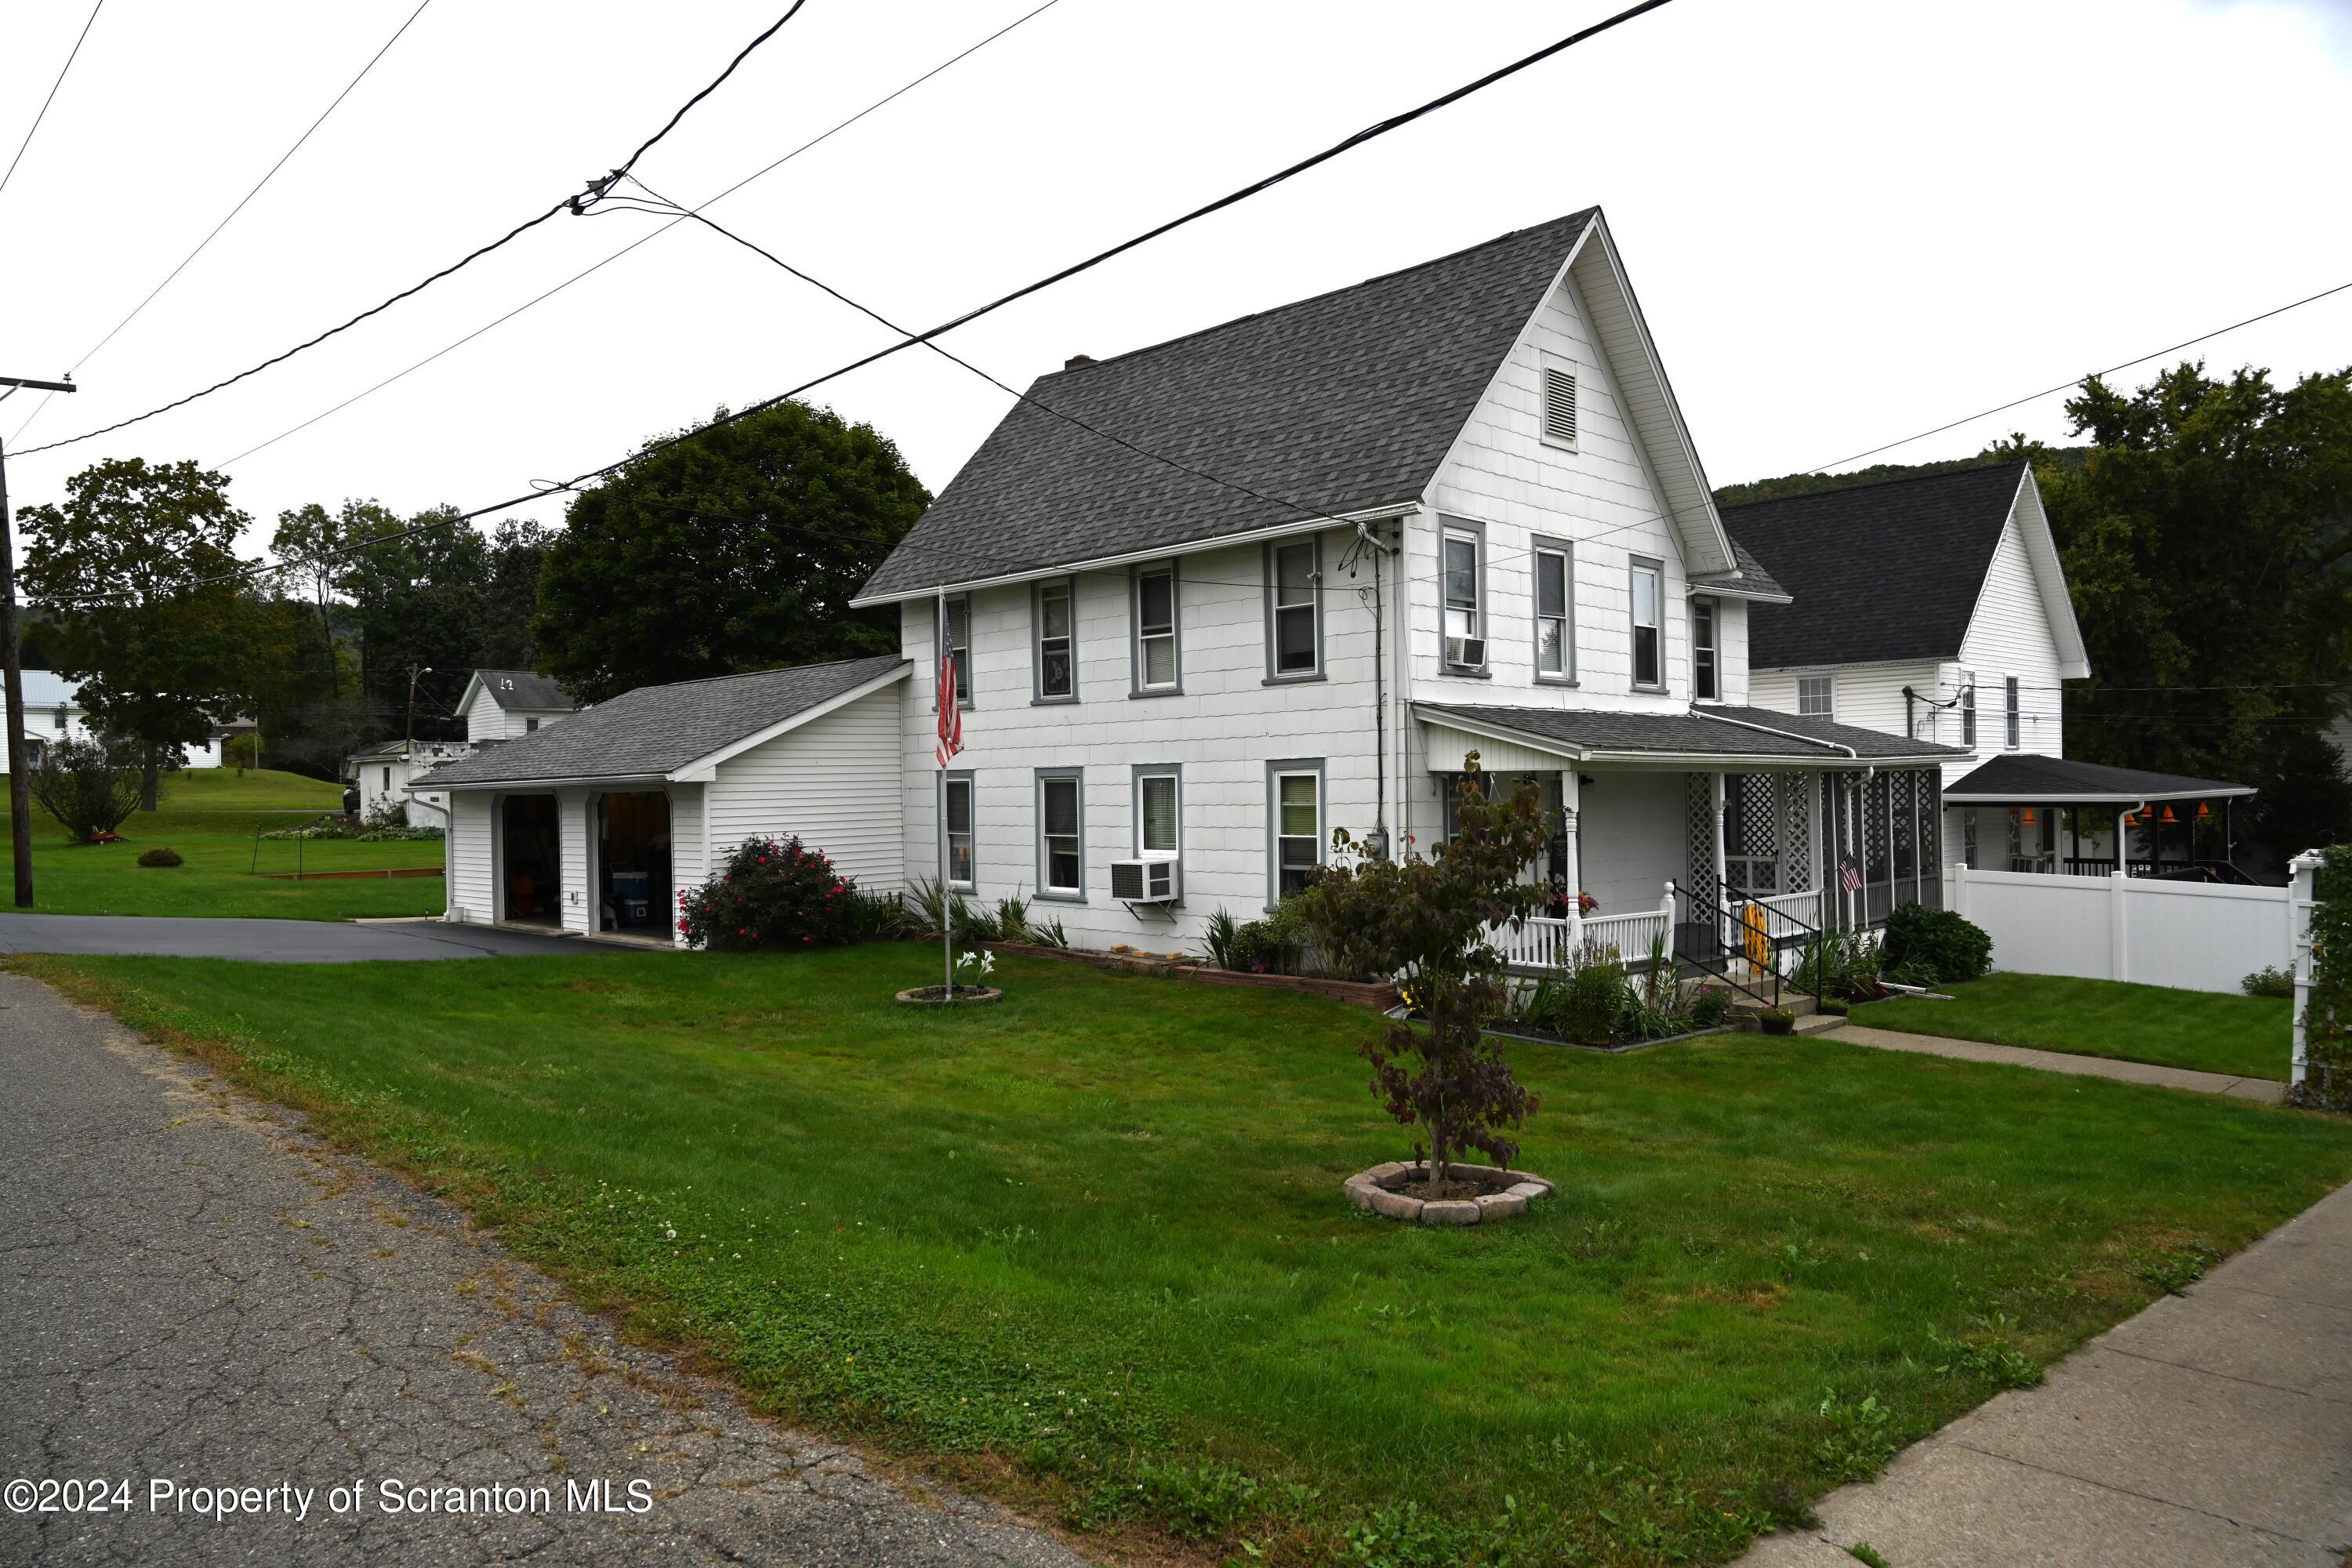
[532, 401, 929, 702]
[2040, 362, 2352, 862]
[19, 458, 265, 807]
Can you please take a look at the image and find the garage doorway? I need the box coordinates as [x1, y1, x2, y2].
[499, 794, 561, 927]
[597, 791, 673, 933]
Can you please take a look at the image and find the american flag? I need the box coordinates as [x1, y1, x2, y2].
[935, 650, 963, 768]
[1838, 854, 1864, 893]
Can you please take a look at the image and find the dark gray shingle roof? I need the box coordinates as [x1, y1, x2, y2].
[1944, 753, 2252, 803]
[1420, 702, 1965, 762]
[1721, 463, 2029, 669]
[419, 656, 907, 786]
[472, 669, 574, 711]
[1696, 535, 1788, 600]
[858, 211, 1600, 601]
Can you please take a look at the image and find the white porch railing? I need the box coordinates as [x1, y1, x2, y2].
[1491, 890, 1676, 974]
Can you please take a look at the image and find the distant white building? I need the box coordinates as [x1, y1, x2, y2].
[350, 739, 473, 829]
[455, 670, 577, 741]
[13, 670, 243, 770]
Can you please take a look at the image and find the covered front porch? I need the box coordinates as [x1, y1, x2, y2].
[1416, 702, 1966, 982]
[1944, 754, 2257, 884]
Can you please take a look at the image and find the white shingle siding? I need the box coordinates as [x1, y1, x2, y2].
[707, 692, 905, 894]
[1955, 514, 2067, 763]
[899, 530, 1379, 946]
[446, 793, 495, 922]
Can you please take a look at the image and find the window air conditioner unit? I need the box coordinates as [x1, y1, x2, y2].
[1109, 858, 1181, 903]
[1446, 636, 1486, 669]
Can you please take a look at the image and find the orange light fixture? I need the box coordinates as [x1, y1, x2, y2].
[2021, 808, 2037, 826]
[2197, 802, 2213, 819]
[2161, 805, 2180, 824]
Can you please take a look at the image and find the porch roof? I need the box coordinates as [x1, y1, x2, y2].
[1414, 702, 1964, 767]
[1944, 753, 2255, 806]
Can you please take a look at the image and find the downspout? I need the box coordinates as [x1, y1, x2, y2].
[1356, 520, 1396, 855]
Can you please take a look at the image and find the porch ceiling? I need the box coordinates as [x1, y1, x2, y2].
[1944, 753, 2256, 805]
[1415, 702, 1962, 768]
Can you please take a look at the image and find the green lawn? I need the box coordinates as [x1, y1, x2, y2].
[27, 944, 2351, 1566]
[1, 768, 445, 920]
[1854, 972, 2293, 1082]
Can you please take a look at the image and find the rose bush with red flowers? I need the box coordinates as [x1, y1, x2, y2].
[676, 835, 856, 951]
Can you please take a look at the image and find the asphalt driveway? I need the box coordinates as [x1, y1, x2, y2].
[0, 913, 598, 962]
[0, 968, 1086, 1566]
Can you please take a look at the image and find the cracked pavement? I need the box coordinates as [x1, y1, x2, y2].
[0, 970, 1092, 1567]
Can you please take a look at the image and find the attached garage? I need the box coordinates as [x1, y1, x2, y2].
[416, 655, 909, 943]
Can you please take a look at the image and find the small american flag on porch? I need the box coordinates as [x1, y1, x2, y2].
[1838, 854, 1864, 894]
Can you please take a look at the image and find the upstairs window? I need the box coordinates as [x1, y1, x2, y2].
[1037, 771, 1083, 896]
[1443, 524, 1485, 670]
[1134, 567, 1179, 692]
[2005, 676, 2020, 748]
[1629, 557, 1663, 690]
[1693, 597, 1718, 701]
[1542, 365, 1577, 448]
[1798, 675, 1835, 717]
[53, 706, 67, 731]
[938, 594, 972, 709]
[1534, 539, 1573, 682]
[1268, 539, 1319, 677]
[525, 717, 540, 732]
[1036, 579, 1075, 700]
[1959, 672, 1976, 746]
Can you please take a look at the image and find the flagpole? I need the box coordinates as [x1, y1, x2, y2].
[938, 586, 952, 1004]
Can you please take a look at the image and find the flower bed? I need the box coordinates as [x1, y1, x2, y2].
[980, 940, 1399, 1011]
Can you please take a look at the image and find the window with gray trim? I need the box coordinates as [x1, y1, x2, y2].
[2005, 675, 2020, 747]
[1133, 566, 1179, 692]
[1266, 539, 1320, 677]
[1134, 767, 1179, 858]
[1442, 521, 1485, 670]
[1960, 672, 1976, 746]
[942, 773, 975, 887]
[1037, 770, 1084, 897]
[1533, 536, 1573, 681]
[1628, 557, 1663, 689]
[937, 595, 973, 709]
[1798, 674, 1835, 717]
[1269, 763, 1323, 902]
[1692, 596, 1718, 700]
[1034, 579, 1075, 700]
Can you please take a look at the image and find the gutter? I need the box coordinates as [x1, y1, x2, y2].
[1697, 709, 1858, 759]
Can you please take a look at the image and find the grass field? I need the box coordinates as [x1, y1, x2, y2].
[28, 942, 2352, 1566]
[0, 768, 445, 920]
[1854, 972, 2293, 1081]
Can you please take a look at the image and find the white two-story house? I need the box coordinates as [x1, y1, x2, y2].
[851, 209, 1968, 953]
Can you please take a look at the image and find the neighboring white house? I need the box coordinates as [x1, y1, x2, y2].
[849, 208, 1968, 955]
[350, 739, 472, 829]
[455, 669, 577, 741]
[13, 669, 244, 769]
[416, 656, 908, 941]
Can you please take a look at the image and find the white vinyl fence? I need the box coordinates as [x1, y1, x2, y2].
[1946, 863, 2292, 995]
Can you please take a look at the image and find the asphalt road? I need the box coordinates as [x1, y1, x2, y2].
[0, 915, 595, 962]
[0, 970, 1088, 1567]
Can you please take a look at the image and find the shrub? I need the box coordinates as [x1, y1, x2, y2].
[136, 846, 183, 868]
[1880, 903, 1992, 985]
[2301, 845, 2352, 1110]
[221, 731, 260, 773]
[1200, 908, 1244, 969]
[1795, 927, 1885, 1002]
[676, 835, 855, 951]
[1550, 950, 1628, 1045]
[1689, 989, 1732, 1028]
[1294, 755, 1549, 1182]
[2242, 964, 2296, 999]
[993, 894, 1032, 943]
[850, 889, 917, 941]
[362, 794, 410, 831]
[30, 736, 143, 842]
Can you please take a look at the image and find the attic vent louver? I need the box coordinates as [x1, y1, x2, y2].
[1543, 367, 1577, 446]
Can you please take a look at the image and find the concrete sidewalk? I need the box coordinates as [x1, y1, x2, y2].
[1740, 1180, 2352, 1567]
[1833, 1022, 2288, 1104]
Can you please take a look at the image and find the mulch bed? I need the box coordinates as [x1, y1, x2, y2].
[981, 941, 1399, 1011]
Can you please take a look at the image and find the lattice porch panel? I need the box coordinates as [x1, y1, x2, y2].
[1865, 772, 1889, 878]
[1892, 768, 1918, 879]
[1780, 775, 1814, 892]
[1685, 772, 1719, 911]
[1917, 771, 1941, 866]
[1735, 775, 1777, 858]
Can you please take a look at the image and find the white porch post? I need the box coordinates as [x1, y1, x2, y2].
[1711, 770, 1730, 946]
[1560, 768, 1583, 956]
[2290, 851, 2321, 1092]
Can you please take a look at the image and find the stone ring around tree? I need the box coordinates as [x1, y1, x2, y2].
[1345, 1161, 1554, 1225]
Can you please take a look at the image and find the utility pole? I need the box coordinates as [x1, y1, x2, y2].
[0, 374, 78, 909]
[404, 664, 431, 757]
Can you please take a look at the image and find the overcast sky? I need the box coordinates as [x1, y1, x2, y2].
[3, 0, 2348, 560]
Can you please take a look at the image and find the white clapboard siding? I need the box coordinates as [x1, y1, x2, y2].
[1947, 863, 2292, 996]
[708, 687, 906, 893]
[446, 792, 495, 923]
[557, 786, 593, 933]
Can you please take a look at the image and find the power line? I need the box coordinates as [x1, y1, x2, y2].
[10, 0, 436, 445]
[215, 0, 1063, 467]
[0, 0, 104, 198]
[15, 1, 811, 458]
[1802, 278, 2352, 474]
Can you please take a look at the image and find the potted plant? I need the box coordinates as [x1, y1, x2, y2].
[1759, 1007, 1797, 1036]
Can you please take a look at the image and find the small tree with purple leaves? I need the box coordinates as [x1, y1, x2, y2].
[1296, 754, 1552, 1186]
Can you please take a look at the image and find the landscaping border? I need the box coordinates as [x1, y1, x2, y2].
[981, 939, 1399, 1010]
[256, 867, 445, 882]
